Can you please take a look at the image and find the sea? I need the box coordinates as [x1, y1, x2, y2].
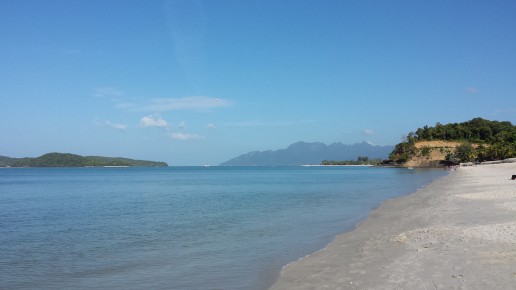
[0, 166, 447, 290]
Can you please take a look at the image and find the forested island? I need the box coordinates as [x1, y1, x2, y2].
[0, 153, 168, 167]
[388, 118, 516, 167]
[321, 156, 383, 166]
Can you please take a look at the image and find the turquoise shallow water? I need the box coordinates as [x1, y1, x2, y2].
[0, 166, 446, 289]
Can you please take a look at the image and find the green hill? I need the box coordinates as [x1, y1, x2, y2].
[388, 118, 516, 166]
[0, 153, 168, 167]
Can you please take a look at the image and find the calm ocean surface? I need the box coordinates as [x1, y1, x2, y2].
[0, 166, 446, 290]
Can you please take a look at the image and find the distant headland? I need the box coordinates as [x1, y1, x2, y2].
[219, 118, 515, 168]
[220, 141, 393, 166]
[0, 153, 168, 167]
[386, 118, 516, 167]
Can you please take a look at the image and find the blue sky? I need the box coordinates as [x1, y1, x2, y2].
[1, 0, 515, 165]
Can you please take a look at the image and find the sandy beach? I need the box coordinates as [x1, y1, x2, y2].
[270, 163, 516, 289]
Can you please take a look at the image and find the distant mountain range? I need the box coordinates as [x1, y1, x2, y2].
[0, 153, 168, 167]
[220, 141, 394, 166]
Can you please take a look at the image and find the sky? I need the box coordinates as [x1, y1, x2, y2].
[1, 0, 515, 165]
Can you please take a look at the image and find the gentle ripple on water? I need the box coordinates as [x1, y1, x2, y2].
[0, 166, 447, 289]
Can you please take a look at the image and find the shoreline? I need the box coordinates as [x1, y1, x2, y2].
[300, 164, 374, 167]
[270, 163, 516, 289]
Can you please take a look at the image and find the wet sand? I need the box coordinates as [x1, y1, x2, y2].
[270, 163, 516, 289]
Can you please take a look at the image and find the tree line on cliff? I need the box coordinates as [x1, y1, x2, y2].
[321, 156, 383, 166]
[389, 118, 516, 164]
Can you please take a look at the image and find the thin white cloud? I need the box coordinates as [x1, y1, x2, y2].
[105, 121, 127, 130]
[206, 123, 216, 129]
[94, 87, 124, 98]
[177, 121, 187, 129]
[492, 107, 516, 115]
[363, 129, 375, 136]
[366, 141, 375, 146]
[139, 96, 231, 112]
[139, 113, 169, 128]
[222, 119, 313, 127]
[169, 132, 204, 141]
[113, 95, 231, 112]
[115, 102, 136, 109]
[95, 120, 127, 131]
[465, 87, 478, 94]
[164, 0, 206, 90]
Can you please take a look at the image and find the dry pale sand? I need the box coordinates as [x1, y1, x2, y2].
[270, 163, 516, 290]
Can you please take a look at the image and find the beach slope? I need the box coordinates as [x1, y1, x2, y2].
[270, 163, 516, 289]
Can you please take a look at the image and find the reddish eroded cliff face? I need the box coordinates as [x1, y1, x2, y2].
[404, 141, 484, 168]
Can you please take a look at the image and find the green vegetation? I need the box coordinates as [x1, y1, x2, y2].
[413, 118, 516, 144]
[0, 153, 168, 167]
[389, 142, 417, 164]
[389, 118, 516, 165]
[0, 155, 15, 167]
[454, 142, 476, 163]
[321, 156, 383, 166]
